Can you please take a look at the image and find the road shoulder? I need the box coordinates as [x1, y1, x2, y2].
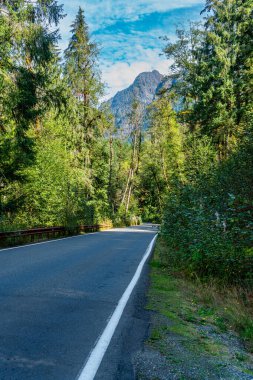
[134, 239, 253, 380]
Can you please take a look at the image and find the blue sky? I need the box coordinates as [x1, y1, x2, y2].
[59, 0, 205, 99]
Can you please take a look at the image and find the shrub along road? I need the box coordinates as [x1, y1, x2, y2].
[0, 225, 157, 380]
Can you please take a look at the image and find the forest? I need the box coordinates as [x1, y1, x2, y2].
[0, 0, 252, 287]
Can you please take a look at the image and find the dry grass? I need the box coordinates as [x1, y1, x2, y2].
[193, 280, 253, 350]
[153, 236, 253, 351]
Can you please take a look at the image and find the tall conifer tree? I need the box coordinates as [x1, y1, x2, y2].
[164, 0, 252, 158]
[0, 0, 64, 214]
[64, 7, 102, 159]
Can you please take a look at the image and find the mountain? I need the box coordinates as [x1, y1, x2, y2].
[106, 70, 166, 133]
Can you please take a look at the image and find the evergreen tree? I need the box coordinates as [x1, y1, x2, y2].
[64, 7, 100, 106]
[0, 0, 64, 210]
[164, 0, 252, 158]
[64, 7, 111, 223]
[161, 0, 253, 286]
[64, 6, 102, 156]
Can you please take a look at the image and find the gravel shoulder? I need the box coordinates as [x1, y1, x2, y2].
[133, 256, 253, 380]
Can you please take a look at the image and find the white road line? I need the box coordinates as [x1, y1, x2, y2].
[76, 234, 157, 380]
[0, 230, 112, 252]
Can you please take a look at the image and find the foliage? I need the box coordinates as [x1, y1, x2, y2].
[150, 239, 253, 355]
[161, 122, 253, 285]
[164, 0, 253, 158]
[0, 0, 65, 219]
[159, 0, 253, 286]
[137, 95, 184, 222]
[0, 3, 145, 230]
[0, 0, 252, 295]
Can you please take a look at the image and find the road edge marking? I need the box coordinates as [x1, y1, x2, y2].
[76, 234, 158, 380]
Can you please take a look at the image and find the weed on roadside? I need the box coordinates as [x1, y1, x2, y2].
[135, 238, 253, 380]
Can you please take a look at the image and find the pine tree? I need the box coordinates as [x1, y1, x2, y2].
[164, 0, 252, 158]
[0, 0, 64, 217]
[64, 7, 100, 106]
[64, 7, 102, 170]
[64, 7, 112, 223]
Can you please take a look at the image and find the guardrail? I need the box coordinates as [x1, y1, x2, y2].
[0, 224, 112, 248]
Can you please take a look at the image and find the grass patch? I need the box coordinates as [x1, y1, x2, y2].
[142, 236, 253, 380]
[149, 328, 163, 342]
[149, 237, 253, 353]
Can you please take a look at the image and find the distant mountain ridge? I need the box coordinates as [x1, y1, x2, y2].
[106, 70, 167, 133]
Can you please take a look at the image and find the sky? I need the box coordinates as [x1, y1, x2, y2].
[58, 0, 205, 99]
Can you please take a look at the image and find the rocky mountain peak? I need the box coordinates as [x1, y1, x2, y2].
[107, 70, 165, 133]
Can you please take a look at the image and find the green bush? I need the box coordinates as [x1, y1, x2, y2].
[161, 136, 253, 286]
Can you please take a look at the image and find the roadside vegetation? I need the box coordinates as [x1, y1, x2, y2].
[153, 239, 253, 351]
[1, 0, 253, 364]
[134, 240, 253, 380]
[0, 2, 144, 231]
[141, 0, 253, 374]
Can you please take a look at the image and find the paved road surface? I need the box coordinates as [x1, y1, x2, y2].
[0, 224, 156, 380]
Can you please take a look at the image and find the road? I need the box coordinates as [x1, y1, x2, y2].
[0, 224, 157, 380]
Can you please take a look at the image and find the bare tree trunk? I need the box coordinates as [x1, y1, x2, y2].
[126, 180, 133, 213]
[151, 167, 163, 213]
[121, 130, 138, 206]
[120, 167, 132, 207]
[135, 130, 142, 175]
[108, 133, 114, 213]
[121, 100, 143, 213]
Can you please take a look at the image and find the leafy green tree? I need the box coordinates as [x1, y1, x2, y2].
[160, 0, 253, 285]
[165, 0, 252, 158]
[137, 95, 184, 222]
[120, 101, 143, 214]
[64, 7, 100, 105]
[64, 7, 112, 224]
[64, 6, 102, 157]
[0, 0, 64, 217]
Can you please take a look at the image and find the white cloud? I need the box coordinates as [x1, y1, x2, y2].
[101, 49, 173, 100]
[59, 0, 204, 100]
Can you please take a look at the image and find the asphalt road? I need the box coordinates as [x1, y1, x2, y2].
[0, 224, 157, 380]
